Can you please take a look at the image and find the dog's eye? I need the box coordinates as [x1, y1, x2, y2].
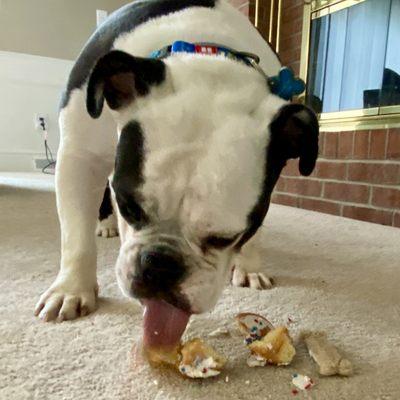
[203, 234, 239, 249]
[116, 195, 148, 229]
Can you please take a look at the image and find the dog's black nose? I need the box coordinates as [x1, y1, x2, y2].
[137, 248, 185, 291]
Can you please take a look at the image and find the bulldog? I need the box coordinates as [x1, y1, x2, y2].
[35, 0, 318, 349]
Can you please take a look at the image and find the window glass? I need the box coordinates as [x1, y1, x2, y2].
[307, 16, 329, 113]
[381, 0, 400, 107]
[323, 8, 347, 112]
[340, 0, 390, 111]
[306, 0, 399, 114]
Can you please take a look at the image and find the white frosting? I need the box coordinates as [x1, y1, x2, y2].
[179, 357, 221, 378]
[240, 314, 271, 337]
[246, 354, 267, 367]
[292, 374, 314, 390]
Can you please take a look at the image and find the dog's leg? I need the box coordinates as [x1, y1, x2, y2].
[232, 229, 274, 290]
[35, 90, 116, 322]
[96, 183, 119, 238]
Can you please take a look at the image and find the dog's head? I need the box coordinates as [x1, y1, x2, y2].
[87, 50, 318, 344]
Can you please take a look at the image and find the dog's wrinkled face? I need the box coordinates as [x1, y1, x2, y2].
[87, 50, 319, 315]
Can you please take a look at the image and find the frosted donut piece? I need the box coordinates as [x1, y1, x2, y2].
[247, 353, 267, 367]
[248, 326, 296, 366]
[179, 338, 226, 379]
[236, 312, 274, 341]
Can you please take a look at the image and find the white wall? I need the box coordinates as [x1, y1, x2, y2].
[0, 51, 73, 172]
[0, 0, 131, 60]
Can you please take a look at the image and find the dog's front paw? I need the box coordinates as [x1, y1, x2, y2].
[231, 266, 274, 290]
[34, 274, 98, 322]
[96, 214, 118, 238]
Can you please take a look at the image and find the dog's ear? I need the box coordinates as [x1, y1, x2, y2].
[269, 103, 319, 176]
[87, 50, 166, 118]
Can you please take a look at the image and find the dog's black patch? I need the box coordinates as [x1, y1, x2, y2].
[60, 0, 216, 109]
[112, 120, 149, 230]
[99, 182, 113, 221]
[236, 104, 319, 249]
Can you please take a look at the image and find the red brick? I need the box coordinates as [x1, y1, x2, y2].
[299, 198, 341, 216]
[394, 212, 400, 228]
[371, 187, 400, 209]
[272, 193, 299, 207]
[280, 33, 302, 53]
[280, 18, 303, 39]
[324, 182, 370, 204]
[337, 131, 354, 159]
[343, 206, 393, 226]
[282, 5, 303, 24]
[281, 159, 300, 177]
[347, 163, 400, 185]
[290, 62, 300, 76]
[323, 132, 339, 158]
[353, 131, 370, 159]
[369, 129, 387, 159]
[387, 129, 400, 160]
[315, 161, 347, 180]
[319, 132, 325, 156]
[280, 47, 301, 66]
[283, 0, 304, 10]
[283, 178, 323, 197]
[275, 177, 286, 191]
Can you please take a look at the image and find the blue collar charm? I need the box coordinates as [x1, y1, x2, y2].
[150, 40, 306, 101]
[267, 67, 306, 101]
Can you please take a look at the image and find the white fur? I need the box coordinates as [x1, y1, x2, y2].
[36, 0, 284, 321]
[34, 89, 117, 321]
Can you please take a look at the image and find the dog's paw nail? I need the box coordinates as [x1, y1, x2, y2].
[232, 269, 274, 290]
[40, 313, 50, 322]
[34, 305, 43, 317]
[57, 310, 68, 322]
[258, 273, 274, 289]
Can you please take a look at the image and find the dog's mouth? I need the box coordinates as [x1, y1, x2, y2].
[142, 298, 191, 349]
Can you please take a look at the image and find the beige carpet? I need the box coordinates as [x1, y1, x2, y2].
[1, 185, 399, 400]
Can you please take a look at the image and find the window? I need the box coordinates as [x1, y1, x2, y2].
[301, 0, 400, 128]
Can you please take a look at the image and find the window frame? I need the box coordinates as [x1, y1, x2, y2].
[299, 0, 400, 131]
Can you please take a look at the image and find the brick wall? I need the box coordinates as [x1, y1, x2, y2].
[271, 1, 400, 227]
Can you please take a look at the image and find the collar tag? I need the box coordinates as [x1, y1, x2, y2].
[268, 68, 306, 101]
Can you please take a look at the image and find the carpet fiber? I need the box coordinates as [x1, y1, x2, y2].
[1, 186, 399, 400]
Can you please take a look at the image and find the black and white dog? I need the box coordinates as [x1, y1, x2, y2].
[35, 0, 318, 346]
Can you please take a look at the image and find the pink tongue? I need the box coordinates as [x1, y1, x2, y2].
[142, 299, 191, 348]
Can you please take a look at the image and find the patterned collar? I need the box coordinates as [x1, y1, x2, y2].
[150, 40, 305, 101]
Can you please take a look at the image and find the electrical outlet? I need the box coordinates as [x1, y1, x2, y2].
[34, 114, 48, 131]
